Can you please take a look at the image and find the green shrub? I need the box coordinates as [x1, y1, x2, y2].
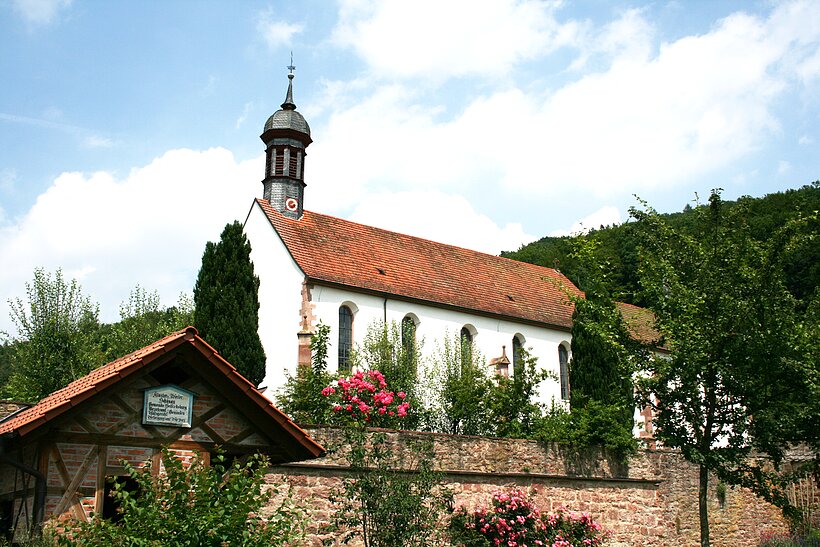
[58, 449, 305, 546]
[277, 322, 335, 424]
[534, 400, 638, 460]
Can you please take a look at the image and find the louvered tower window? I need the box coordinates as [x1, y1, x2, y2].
[289, 149, 298, 177]
[275, 152, 285, 176]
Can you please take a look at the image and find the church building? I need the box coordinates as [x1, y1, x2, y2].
[244, 70, 590, 404]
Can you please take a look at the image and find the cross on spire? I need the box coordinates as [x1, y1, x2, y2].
[287, 52, 296, 76]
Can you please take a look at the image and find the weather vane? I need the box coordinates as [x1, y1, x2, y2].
[287, 52, 295, 75]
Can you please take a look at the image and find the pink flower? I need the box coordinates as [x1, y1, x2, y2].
[321, 386, 335, 397]
[397, 391, 406, 399]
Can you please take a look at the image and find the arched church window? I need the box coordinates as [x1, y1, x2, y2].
[558, 344, 569, 400]
[512, 335, 523, 378]
[339, 306, 353, 372]
[401, 315, 416, 356]
[460, 326, 473, 368]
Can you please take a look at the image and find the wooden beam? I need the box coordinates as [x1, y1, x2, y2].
[94, 445, 107, 517]
[49, 431, 280, 456]
[52, 445, 98, 521]
[153, 403, 225, 443]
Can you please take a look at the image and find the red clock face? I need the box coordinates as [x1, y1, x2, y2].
[285, 197, 299, 212]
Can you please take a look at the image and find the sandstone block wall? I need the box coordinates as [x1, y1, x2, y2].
[269, 426, 792, 547]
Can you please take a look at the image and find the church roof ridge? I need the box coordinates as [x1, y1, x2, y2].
[255, 199, 583, 330]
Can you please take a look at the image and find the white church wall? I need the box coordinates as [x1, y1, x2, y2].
[244, 203, 306, 396]
[308, 284, 572, 405]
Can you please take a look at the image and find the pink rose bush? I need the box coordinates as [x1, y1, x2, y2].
[322, 369, 409, 426]
[449, 489, 606, 547]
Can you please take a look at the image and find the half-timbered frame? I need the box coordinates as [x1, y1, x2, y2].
[0, 327, 324, 542]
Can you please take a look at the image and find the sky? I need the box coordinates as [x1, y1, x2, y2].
[1, 0, 818, 336]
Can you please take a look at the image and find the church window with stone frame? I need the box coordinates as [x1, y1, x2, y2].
[401, 315, 416, 357]
[512, 335, 524, 378]
[558, 344, 570, 400]
[338, 305, 353, 372]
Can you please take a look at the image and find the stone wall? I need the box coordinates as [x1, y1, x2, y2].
[268, 426, 793, 547]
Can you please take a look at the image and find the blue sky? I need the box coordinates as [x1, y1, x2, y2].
[1, 0, 818, 335]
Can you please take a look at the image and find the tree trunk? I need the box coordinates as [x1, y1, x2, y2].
[699, 463, 710, 547]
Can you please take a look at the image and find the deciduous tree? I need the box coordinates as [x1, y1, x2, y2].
[5, 268, 102, 401]
[633, 191, 819, 546]
[100, 286, 193, 361]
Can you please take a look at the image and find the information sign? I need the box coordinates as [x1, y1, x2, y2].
[142, 385, 194, 428]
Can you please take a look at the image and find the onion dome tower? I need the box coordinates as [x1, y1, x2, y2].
[261, 61, 312, 219]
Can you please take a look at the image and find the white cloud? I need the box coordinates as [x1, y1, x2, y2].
[0, 148, 261, 336]
[235, 102, 253, 129]
[82, 135, 114, 149]
[332, 0, 577, 79]
[549, 206, 622, 237]
[257, 11, 303, 50]
[11, 0, 71, 26]
[778, 160, 792, 174]
[798, 135, 814, 145]
[347, 191, 536, 255]
[309, 0, 820, 208]
[570, 8, 655, 71]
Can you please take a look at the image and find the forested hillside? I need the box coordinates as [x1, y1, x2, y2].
[502, 182, 820, 306]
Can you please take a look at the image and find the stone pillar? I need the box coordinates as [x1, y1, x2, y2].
[297, 327, 312, 368]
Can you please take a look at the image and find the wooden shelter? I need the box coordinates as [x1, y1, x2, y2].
[0, 326, 325, 542]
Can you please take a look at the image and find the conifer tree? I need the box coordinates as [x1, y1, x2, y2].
[569, 298, 635, 428]
[564, 238, 643, 458]
[194, 221, 266, 386]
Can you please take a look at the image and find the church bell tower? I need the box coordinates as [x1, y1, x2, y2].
[260, 61, 312, 219]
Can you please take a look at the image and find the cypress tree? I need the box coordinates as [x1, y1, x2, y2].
[193, 221, 266, 386]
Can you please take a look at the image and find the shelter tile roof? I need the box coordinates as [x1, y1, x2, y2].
[0, 327, 325, 461]
[257, 199, 583, 330]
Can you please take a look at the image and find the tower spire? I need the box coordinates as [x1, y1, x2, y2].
[282, 52, 296, 110]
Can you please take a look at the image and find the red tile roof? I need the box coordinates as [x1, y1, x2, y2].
[0, 327, 325, 461]
[615, 301, 662, 345]
[257, 199, 583, 330]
